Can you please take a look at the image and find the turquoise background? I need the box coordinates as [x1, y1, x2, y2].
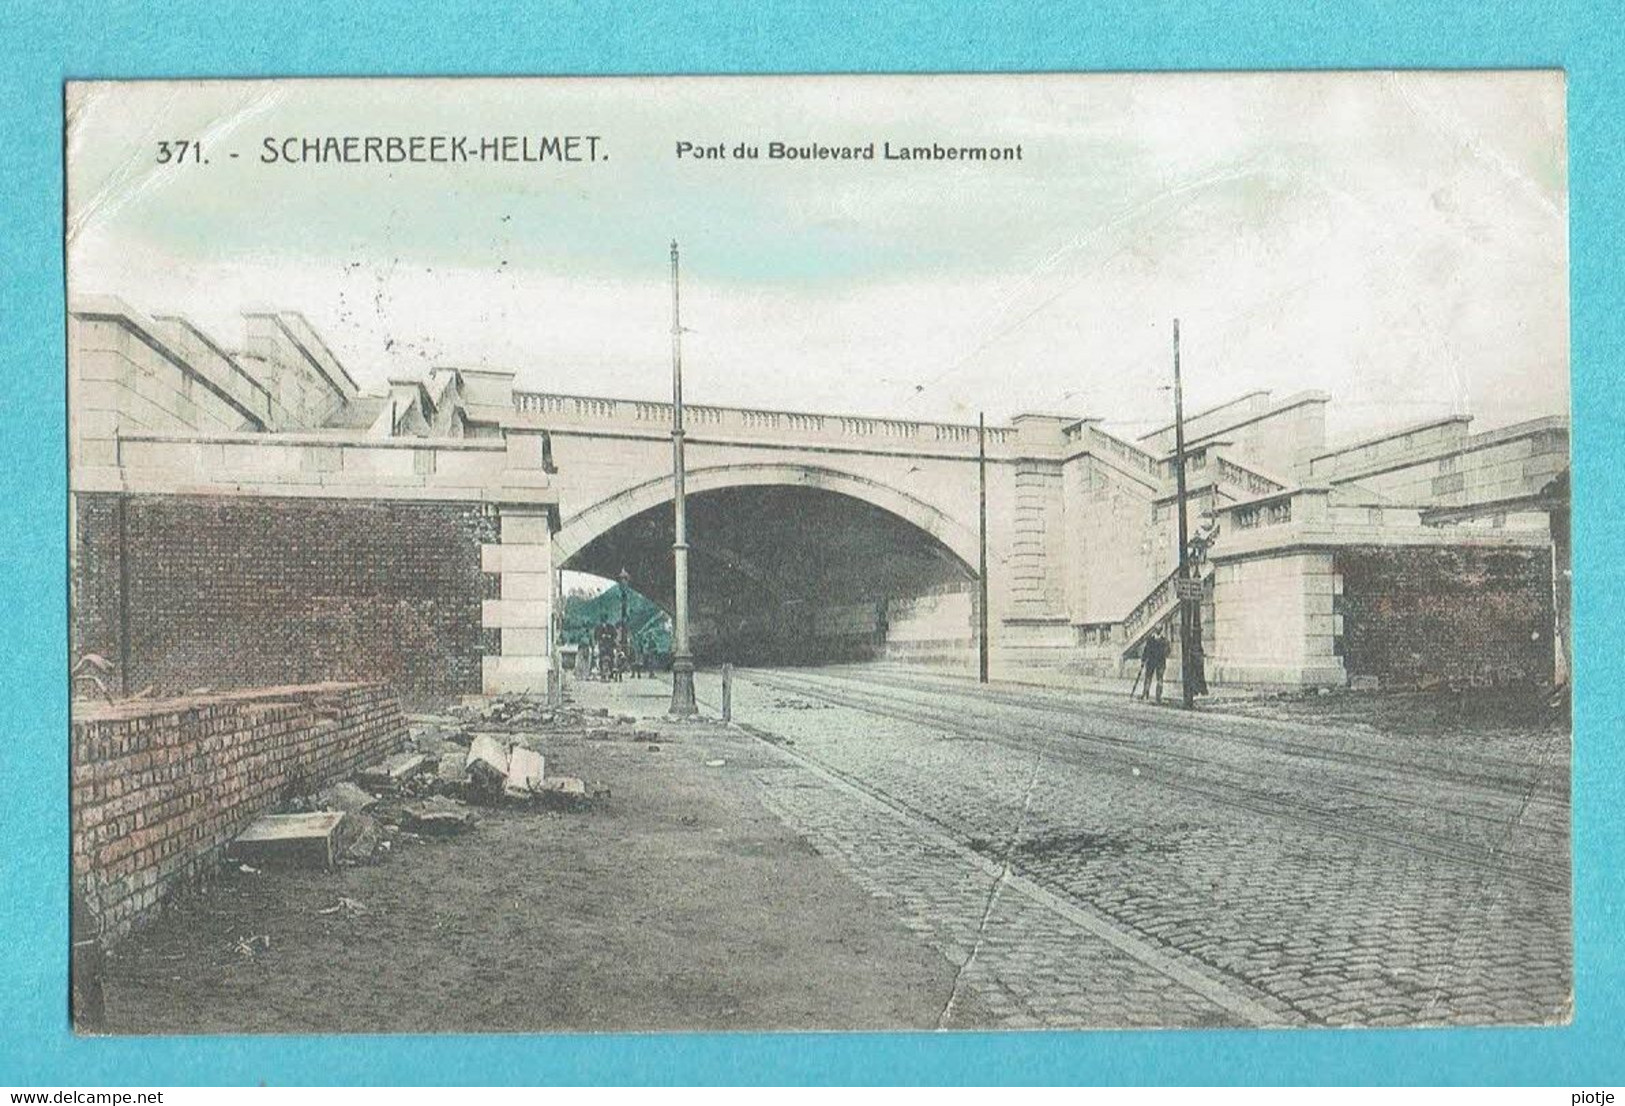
[1, 0, 1616, 1085]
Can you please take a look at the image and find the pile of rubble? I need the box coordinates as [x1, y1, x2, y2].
[230, 695, 616, 870]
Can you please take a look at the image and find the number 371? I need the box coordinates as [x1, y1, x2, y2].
[155, 140, 204, 164]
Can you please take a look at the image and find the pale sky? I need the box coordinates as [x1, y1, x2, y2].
[66, 72, 1567, 440]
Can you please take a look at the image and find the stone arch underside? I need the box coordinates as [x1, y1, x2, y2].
[556, 464, 984, 666]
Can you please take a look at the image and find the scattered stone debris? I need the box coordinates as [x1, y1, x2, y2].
[705, 759, 726, 768]
[314, 780, 376, 814]
[341, 813, 385, 864]
[772, 697, 829, 711]
[358, 752, 429, 788]
[536, 776, 589, 810]
[230, 812, 355, 869]
[466, 734, 512, 797]
[391, 796, 480, 836]
[505, 746, 546, 797]
[316, 896, 369, 918]
[233, 934, 271, 956]
[245, 694, 617, 882]
[437, 747, 469, 787]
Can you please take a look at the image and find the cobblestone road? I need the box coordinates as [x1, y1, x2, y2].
[692, 666, 1571, 1029]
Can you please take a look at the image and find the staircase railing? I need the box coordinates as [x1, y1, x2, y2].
[1119, 567, 1183, 649]
[1215, 454, 1288, 498]
[1118, 564, 1213, 656]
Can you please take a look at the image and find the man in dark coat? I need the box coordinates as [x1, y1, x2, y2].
[1141, 629, 1170, 703]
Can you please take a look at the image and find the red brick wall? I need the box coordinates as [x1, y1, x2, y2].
[72, 494, 499, 705]
[71, 682, 405, 943]
[1334, 545, 1556, 687]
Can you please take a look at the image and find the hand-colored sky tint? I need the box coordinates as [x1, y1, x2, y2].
[67, 72, 1566, 439]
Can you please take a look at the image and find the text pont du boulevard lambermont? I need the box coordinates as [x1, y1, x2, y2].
[675, 140, 1026, 162]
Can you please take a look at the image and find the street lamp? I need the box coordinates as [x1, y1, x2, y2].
[1170, 318, 1207, 709]
[617, 566, 633, 681]
[668, 240, 698, 716]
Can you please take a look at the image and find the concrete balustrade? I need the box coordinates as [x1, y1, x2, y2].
[513, 389, 1019, 458]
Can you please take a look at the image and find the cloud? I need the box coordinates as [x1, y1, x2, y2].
[66, 72, 1567, 437]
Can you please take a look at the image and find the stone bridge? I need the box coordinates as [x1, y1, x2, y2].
[68, 299, 1569, 700]
[507, 389, 1028, 670]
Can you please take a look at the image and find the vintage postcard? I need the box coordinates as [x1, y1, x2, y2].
[64, 73, 1569, 1034]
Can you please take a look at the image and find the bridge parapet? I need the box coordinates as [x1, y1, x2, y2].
[513, 390, 1018, 455]
[1066, 421, 1162, 482]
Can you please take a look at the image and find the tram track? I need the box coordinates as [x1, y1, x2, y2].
[802, 664, 1570, 808]
[744, 667, 1566, 841]
[738, 667, 1567, 892]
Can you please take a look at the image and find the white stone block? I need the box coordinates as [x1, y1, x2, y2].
[505, 747, 545, 796]
[502, 572, 552, 600]
[436, 451, 501, 483]
[482, 655, 552, 695]
[496, 542, 551, 574]
[500, 469, 553, 488]
[502, 513, 553, 544]
[501, 628, 552, 658]
[485, 599, 551, 629]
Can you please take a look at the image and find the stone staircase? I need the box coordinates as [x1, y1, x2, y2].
[1118, 564, 1212, 658]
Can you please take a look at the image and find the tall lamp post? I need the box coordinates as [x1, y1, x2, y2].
[618, 565, 632, 676]
[1171, 318, 1202, 711]
[668, 240, 698, 716]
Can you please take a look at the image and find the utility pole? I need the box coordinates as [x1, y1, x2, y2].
[1172, 318, 1195, 711]
[977, 412, 990, 684]
[668, 240, 698, 716]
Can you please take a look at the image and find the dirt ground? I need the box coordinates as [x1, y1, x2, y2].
[1208, 683, 1569, 738]
[97, 679, 964, 1034]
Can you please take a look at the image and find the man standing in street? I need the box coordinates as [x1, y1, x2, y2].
[1141, 628, 1170, 703]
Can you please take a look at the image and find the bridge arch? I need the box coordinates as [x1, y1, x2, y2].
[554, 462, 990, 667]
[555, 462, 987, 573]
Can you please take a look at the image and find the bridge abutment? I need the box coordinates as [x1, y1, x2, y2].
[481, 506, 560, 695]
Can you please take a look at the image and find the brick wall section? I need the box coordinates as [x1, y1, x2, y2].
[71, 682, 405, 943]
[73, 494, 499, 705]
[1334, 545, 1555, 686]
